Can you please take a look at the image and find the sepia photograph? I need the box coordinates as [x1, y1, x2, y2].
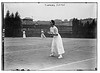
[2, 2, 97, 71]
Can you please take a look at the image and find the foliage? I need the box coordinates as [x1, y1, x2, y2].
[72, 18, 97, 38]
[4, 10, 22, 37]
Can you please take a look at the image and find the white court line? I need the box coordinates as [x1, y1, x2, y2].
[39, 58, 96, 70]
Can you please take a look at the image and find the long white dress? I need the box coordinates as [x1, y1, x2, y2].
[50, 26, 65, 55]
[41, 30, 46, 38]
[23, 31, 26, 38]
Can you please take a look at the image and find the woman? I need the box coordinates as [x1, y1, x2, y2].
[41, 29, 46, 38]
[23, 30, 26, 38]
[49, 20, 65, 59]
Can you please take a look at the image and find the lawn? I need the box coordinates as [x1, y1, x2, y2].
[4, 37, 97, 71]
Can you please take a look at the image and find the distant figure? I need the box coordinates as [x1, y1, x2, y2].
[23, 30, 26, 38]
[41, 29, 46, 38]
[2, 29, 5, 38]
[49, 20, 65, 59]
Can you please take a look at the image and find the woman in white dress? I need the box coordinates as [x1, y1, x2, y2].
[23, 30, 26, 38]
[49, 20, 65, 59]
[41, 29, 46, 38]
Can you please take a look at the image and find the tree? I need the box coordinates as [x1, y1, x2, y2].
[4, 10, 22, 37]
[72, 18, 79, 37]
[89, 19, 97, 38]
[64, 19, 68, 22]
[5, 10, 10, 19]
[14, 12, 22, 29]
[84, 21, 89, 38]
[13, 12, 22, 37]
[5, 10, 12, 37]
[78, 21, 84, 38]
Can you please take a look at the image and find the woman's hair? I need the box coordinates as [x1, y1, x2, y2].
[51, 20, 55, 25]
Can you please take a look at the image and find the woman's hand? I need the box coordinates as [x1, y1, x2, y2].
[50, 34, 58, 37]
[52, 34, 58, 36]
[47, 32, 51, 34]
[47, 32, 53, 34]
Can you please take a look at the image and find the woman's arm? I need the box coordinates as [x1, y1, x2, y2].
[48, 27, 53, 34]
[47, 31, 52, 34]
[52, 34, 58, 36]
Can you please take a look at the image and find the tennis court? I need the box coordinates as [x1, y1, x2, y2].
[4, 37, 97, 71]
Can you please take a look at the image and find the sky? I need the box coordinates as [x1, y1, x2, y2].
[4, 2, 97, 21]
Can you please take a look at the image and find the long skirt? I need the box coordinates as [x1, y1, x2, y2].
[51, 34, 65, 55]
[23, 33, 26, 38]
[41, 33, 46, 38]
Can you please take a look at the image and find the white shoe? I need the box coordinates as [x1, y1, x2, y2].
[58, 55, 63, 59]
[49, 54, 54, 57]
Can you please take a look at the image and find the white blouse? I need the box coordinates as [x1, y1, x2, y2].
[50, 26, 58, 34]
